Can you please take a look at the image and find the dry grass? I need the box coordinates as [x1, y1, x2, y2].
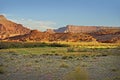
[63, 67, 88, 80]
[0, 66, 5, 74]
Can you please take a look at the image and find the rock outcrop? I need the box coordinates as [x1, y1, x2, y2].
[0, 15, 30, 39]
[45, 29, 55, 33]
[90, 28, 120, 43]
[49, 25, 120, 43]
[8, 30, 96, 42]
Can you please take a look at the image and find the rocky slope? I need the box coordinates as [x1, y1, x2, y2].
[90, 29, 120, 43]
[0, 15, 30, 39]
[8, 30, 96, 42]
[46, 25, 120, 43]
[5, 24, 120, 43]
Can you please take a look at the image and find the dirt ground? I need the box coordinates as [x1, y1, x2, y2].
[0, 51, 120, 80]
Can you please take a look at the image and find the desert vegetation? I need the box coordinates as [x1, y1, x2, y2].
[0, 41, 120, 80]
[0, 41, 119, 49]
[0, 42, 70, 49]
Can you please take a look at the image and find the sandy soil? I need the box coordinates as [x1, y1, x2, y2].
[0, 52, 120, 80]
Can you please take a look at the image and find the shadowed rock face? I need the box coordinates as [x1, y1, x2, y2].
[0, 15, 30, 39]
[54, 27, 68, 33]
[90, 28, 120, 43]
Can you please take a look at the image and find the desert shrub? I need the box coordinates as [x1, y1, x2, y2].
[68, 56, 74, 59]
[67, 47, 75, 52]
[81, 62, 88, 67]
[0, 42, 48, 49]
[0, 65, 5, 74]
[0, 42, 23, 49]
[25, 62, 32, 67]
[77, 48, 88, 52]
[63, 67, 88, 80]
[0, 42, 70, 49]
[101, 53, 108, 56]
[49, 43, 69, 47]
[60, 62, 69, 68]
[0, 68, 4, 74]
[62, 55, 74, 59]
[111, 68, 117, 72]
[0, 42, 11, 49]
[81, 54, 89, 58]
[62, 56, 68, 59]
[34, 59, 39, 63]
[54, 53, 59, 56]
[10, 42, 23, 48]
[23, 42, 48, 48]
[67, 47, 89, 52]
[51, 51, 56, 53]
[113, 77, 120, 80]
[42, 53, 54, 56]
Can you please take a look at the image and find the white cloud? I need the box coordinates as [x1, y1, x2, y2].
[10, 18, 56, 31]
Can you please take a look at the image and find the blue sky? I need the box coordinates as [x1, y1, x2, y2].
[0, 0, 120, 31]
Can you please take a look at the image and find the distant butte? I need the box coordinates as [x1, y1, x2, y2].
[46, 25, 120, 33]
